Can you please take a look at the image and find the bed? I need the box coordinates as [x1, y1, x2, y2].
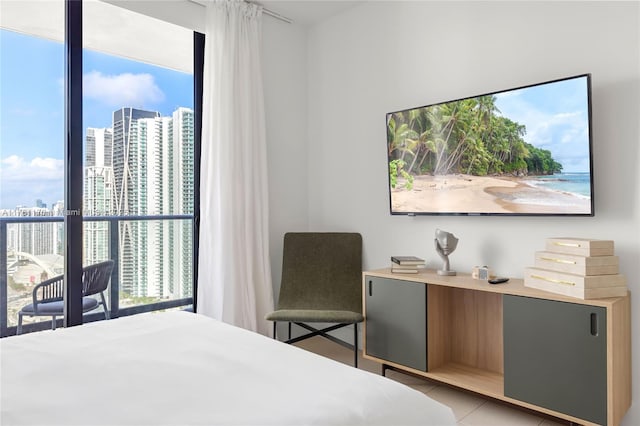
[1, 311, 455, 426]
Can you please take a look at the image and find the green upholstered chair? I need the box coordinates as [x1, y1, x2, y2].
[266, 232, 364, 367]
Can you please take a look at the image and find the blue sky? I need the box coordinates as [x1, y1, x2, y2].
[0, 29, 193, 210]
[494, 75, 591, 173]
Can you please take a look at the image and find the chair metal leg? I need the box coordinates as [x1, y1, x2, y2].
[354, 322, 358, 368]
[288, 322, 292, 340]
[52, 315, 57, 330]
[272, 321, 277, 339]
[99, 292, 110, 320]
[287, 322, 352, 347]
[17, 313, 23, 335]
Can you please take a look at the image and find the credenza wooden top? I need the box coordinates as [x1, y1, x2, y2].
[364, 268, 628, 308]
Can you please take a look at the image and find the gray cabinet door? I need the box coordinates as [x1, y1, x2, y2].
[504, 295, 607, 425]
[364, 276, 427, 371]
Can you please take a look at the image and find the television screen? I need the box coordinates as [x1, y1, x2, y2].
[386, 74, 594, 216]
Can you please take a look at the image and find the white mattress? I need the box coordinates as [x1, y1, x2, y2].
[1, 311, 455, 426]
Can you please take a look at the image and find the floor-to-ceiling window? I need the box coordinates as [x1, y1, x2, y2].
[0, 0, 201, 336]
[82, 0, 195, 318]
[0, 0, 66, 334]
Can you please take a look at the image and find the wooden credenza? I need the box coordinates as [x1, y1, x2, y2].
[362, 269, 631, 426]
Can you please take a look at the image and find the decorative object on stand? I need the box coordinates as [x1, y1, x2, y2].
[524, 237, 627, 299]
[434, 228, 458, 276]
[390, 256, 425, 274]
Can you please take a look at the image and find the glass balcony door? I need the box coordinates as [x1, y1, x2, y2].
[0, 0, 66, 334]
[82, 1, 195, 318]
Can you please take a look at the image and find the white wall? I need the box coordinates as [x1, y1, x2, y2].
[304, 1, 639, 425]
[261, 17, 309, 298]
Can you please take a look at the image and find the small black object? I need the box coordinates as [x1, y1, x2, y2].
[488, 277, 509, 284]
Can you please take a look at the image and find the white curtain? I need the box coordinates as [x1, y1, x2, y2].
[197, 0, 274, 335]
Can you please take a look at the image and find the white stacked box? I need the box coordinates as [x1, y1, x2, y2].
[524, 238, 627, 299]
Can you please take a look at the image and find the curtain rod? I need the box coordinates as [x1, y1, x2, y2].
[260, 6, 293, 24]
[189, 0, 293, 24]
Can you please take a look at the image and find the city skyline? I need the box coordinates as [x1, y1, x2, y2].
[5, 103, 195, 305]
[0, 28, 194, 209]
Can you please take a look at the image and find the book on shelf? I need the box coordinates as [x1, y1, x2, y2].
[391, 256, 425, 266]
[391, 267, 419, 274]
[391, 262, 423, 274]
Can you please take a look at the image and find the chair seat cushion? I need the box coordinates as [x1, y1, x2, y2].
[20, 297, 99, 315]
[265, 309, 363, 323]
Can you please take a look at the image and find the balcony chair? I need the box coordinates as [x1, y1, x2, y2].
[17, 259, 114, 334]
[266, 232, 363, 367]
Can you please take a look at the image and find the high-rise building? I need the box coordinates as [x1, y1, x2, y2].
[109, 107, 193, 299]
[111, 108, 160, 297]
[84, 128, 114, 266]
[171, 107, 194, 299]
[86, 128, 113, 168]
[8, 207, 58, 257]
[112, 108, 160, 216]
[84, 167, 114, 264]
[131, 116, 171, 297]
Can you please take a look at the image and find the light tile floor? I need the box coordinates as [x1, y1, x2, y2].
[294, 336, 570, 426]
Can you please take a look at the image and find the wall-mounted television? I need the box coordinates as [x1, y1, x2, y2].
[386, 74, 594, 216]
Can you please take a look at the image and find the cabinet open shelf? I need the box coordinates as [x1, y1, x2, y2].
[427, 285, 503, 378]
[426, 362, 504, 397]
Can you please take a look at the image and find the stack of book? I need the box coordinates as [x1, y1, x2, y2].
[391, 256, 425, 274]
[524, 237, 627, 299]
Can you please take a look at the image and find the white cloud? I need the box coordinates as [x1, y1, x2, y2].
[1, 155, 64, 181]
[0, 156, 65, 208]
[495, 93, 591, 172]
[83, 71, 165, 107]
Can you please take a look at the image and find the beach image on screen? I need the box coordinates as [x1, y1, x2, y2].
[387, 75, 592, 215]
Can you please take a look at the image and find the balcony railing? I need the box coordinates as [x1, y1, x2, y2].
[0, 214, 194, 337]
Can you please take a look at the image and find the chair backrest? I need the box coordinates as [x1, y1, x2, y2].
[277, 232, 362, 313]
[32, 260, 114, 305]
[82, 260, 115, 297]
[34, 275, 65, 304]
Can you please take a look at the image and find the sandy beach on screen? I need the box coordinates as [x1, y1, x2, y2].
[391, 174, 590, 214]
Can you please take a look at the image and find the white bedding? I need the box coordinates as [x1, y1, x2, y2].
[1, 311, 455, 426]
